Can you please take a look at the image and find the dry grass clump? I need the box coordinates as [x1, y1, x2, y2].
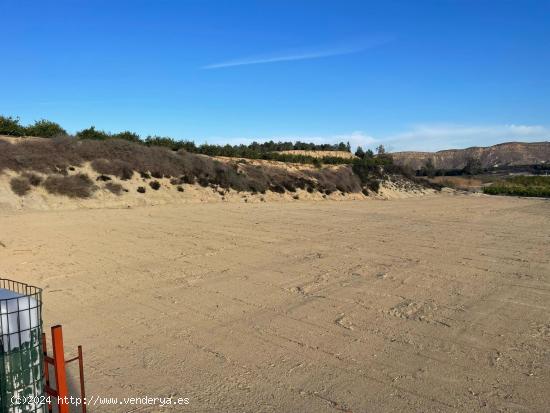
[10, 176, 31, 196]
[430, 176, 482, 191]
[43, 173, 96, 198]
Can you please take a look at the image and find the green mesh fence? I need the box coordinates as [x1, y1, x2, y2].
[0, 279, 45, 413]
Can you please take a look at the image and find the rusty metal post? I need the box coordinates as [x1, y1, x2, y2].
[42, 333, 53, 413]
[51, 325, 69, 413]
[78, 345, 87, 413]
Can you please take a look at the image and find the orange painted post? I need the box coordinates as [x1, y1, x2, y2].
[51, 325, 70, 413]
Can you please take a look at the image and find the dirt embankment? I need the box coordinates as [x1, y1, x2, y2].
[0, 162, 436, 211]
[0, 136, 438, 211]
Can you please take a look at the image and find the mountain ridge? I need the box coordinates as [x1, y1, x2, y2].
[391, 141, 550, 170]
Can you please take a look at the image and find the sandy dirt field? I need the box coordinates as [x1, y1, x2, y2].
[1, 195, 549, 412]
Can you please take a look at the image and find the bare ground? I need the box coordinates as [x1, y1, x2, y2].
[1, 195, 549, 412]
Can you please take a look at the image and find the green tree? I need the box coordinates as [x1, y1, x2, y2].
[355, 146, 365, 159]
[422, 158, 436, 177]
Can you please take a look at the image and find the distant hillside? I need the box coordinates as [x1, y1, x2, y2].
[391, 141, 550, 170]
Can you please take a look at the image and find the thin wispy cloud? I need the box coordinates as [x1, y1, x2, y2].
[202, 36, 391, 69]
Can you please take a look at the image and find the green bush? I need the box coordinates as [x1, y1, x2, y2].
[352, 155, 390, 183]
[0, 116, 25, 136]
[76, 126, 110, 140]
[26, 119, 66, 138]
[483, 176, 550, 197]
[112, 131, 141, 143]
[74, 126, 141, 143]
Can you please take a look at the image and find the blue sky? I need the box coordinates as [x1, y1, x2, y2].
[1, 0, 549, 151]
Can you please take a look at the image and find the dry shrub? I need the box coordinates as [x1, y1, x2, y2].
[305, 167, 361, 193]
[181, 175, 195, 184]
[105, 182, 124, 195]
[22, 172, 42, 186]
[149, 181, 161, 190]
[10, 176, 31, 196]
[270, 184, 285, 194]
[43, 173, 96, 198]
[91, 159, 134, 180]
[0, 137, 84, 173]
[137, 186, 146, 193]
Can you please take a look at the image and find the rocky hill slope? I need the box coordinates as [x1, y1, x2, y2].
[391, 141, 550, 170]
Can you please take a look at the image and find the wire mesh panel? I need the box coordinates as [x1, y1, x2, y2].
[0, 279, 45, 413]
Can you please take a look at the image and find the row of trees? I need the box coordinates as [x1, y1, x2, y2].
[1, 116, 358, 165]
[354, 145, 388, 159]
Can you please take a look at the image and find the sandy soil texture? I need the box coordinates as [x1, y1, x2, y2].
[1, 196, 549, 412]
